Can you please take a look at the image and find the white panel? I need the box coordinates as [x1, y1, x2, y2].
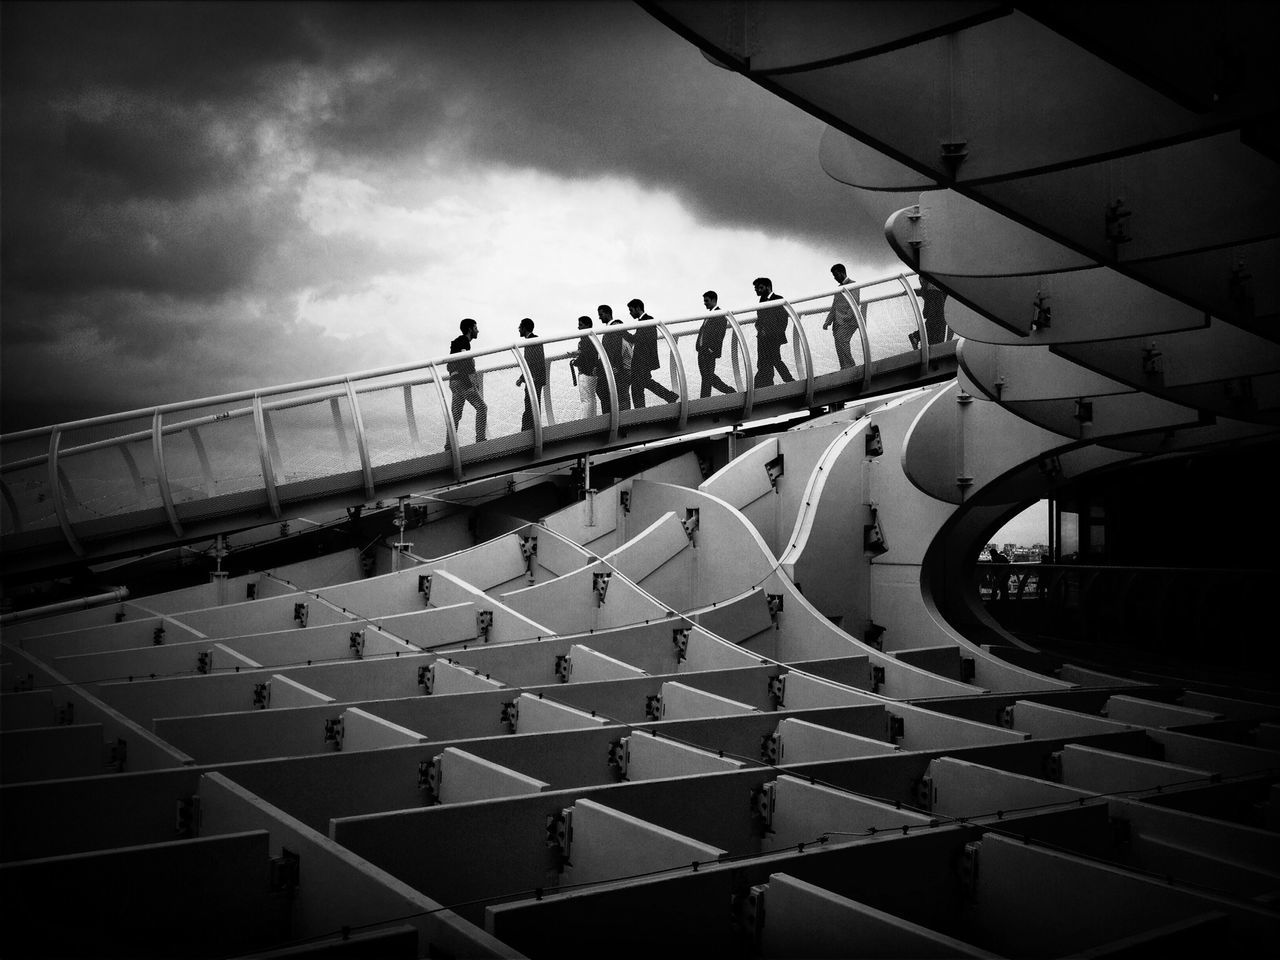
[563, 798, 725, 886]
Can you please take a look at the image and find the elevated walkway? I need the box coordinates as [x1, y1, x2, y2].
[1, 274, 955, 574]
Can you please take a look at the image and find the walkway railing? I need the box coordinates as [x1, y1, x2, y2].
[1, 273, 956, 571]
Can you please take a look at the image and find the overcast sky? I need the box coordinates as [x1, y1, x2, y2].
[1, 0, 911, 432]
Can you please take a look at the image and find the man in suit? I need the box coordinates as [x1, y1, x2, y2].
[446, 318, 486, 444]
[596, 304, 630, 415]
[823, 263, 860, 369]
[571, 315, 600, 417]
[515, 317, 546, 432]
[625, 298, 678, 407]
[752, 277, 794, 388]
[696, 290, 735, 398]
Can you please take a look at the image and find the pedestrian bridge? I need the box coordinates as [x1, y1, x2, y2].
[1, 274, 956, 572]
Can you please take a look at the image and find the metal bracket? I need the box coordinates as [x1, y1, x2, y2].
[1142, 344, 1164, 382]
[419, 574, 432, 605]
[152, 625, 166, 646]
[644, 693, 663, 721]
[252, 682, 271, 710]
[520, 535, 537, 582]
[593, 572, 611, 606]
[888, 712, 904, 743]
[864, 621, 885, 651]
[672, 628, 690, 663]
[864, 505, 888, 555]
[1074, 398, 1093, 425]
[750, 781, 776, 832]
[196, 650, 213, 675]
[546, 807, 573, 869]
[418, 756, 443, 804]
[501, 699, 519, 733]
[13, 673, 34, 693]
[349, 629, 365, 659]
[246, 583, 257, 600]
[269, 847, 300, 895]
[733, 884, 768, 948]
[476, 609, 494, 642]
[765, 453, 784, 489]
[872, 665, 886, 694]
[682, 508, 700, 543]
[1104, 197, 1132, 246]
[554, 654, 572, 683]
[1031, 291, 1052, 330]
[864, 424, 883, 457]
[323, 716, 344, 750]
[607, 737, 630, 779]
[766, 674, 785, 710]
[998, 704, 1015, 728]
[760, 732, 781, 764]
[766, 594, 783, 627]
[914, 774, 934, 810]
[939, 139, 968, 176]
[175, 796, 201, 838]
[418, 664, 435, 694]
[56, 702, 75, 726]
[960, 657, 976, 683]
[619, 490, 630, 514]
[293, 602, 309, 627]
[104, 738, 127, 773]
[1045, 751, 1063, 782]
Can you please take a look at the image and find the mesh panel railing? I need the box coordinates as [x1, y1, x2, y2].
[1, 273, 933, 555]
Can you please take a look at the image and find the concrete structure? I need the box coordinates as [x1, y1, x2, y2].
[3, 4, 1278, 958]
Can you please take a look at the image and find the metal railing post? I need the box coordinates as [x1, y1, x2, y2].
[842, 286, 871, 391]
[152, 411, 184, 537]
[899, 274, 929, 373]
[589, 331, 620, 444]
[780, 300, 814, 409]
[427, 361, 463, 482]
[252, 392, 282, 518]
[723, 312, 755, 421]
[47, 427, 84, 557]
[656, 322, 689, 430]
[511, 345, 545, 459]
[344, 378, 376, 501]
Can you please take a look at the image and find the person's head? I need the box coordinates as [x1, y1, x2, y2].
[460, 318, 478, 340]
[577, 315, 592, 330]
[752, 277, 772, 297]
[702, 290, 718, 310]
[519, 317, 535, 337]
[831, 263, 848, 284]
[626, 298, 644, 319]
[597, 304, 613, 322]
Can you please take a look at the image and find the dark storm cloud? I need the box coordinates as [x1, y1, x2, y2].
[1, 0, 893, 432]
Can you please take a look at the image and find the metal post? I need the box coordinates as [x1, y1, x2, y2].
[723, 312, 755, 421]
[152, 411, 184, 537]
[656, 322, 690, 431]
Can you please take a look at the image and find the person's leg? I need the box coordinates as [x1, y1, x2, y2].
[521, 393, 533, 432]
[630, 374, 646, 408]
[754, 340, 773, 387]
[449, 388, 465, 444]
[596, 374, 611, 415]
[776, 348, 794, 383]
[470, 390, 487, 442]
[834, 325, 856, 368]
[698, 352, 714, 399]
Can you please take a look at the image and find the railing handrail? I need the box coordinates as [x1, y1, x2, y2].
[976, 560, 1274, 576]
[1, 273, 918, 450]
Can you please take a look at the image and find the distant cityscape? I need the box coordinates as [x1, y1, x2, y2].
[982, 542, 1050, 562]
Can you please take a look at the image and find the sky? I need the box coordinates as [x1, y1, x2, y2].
[0, 0, 913, 433]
